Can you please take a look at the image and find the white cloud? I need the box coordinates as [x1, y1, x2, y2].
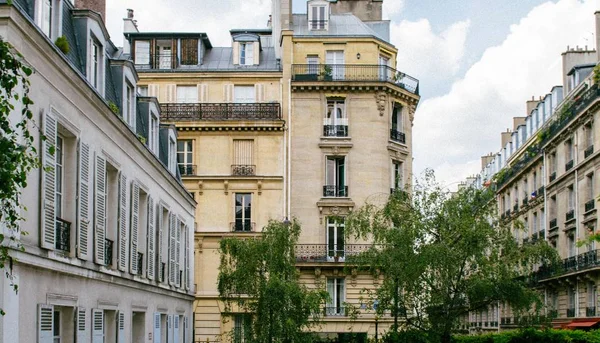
[383, 0, 404, 19]
[105, 0, 272, 48]
[391, 18, 471, 87]
[412, 0, 598, 187]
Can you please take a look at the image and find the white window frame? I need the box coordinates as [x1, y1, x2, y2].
[53, 309, 61, 342]
[89, 38, 102, 91]
[168, 134, 177, 175]
[326, 278, 345, 316]
[239, 42, 254, 66]
[234, 193, 252, 232]
[55, 134, 64, 219]
[308, 3, 328, 30]
[177, 140, 194, 175]
[149, 111, 158, 154]
[326, 218, 345, 261]
[392, 160, 403, 190]
[134, 40, 151, 65]
[138, 86, 149, 97]
[124, 82, 135, 128]
[234, 85, 255, 104]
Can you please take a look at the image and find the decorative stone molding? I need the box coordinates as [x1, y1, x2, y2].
[197, 181, 203, 196]
[375, 92, 387, 116]
[317, 199, 355, 224]
[223, 180, 229, 195]
[257, 180, 262, 195]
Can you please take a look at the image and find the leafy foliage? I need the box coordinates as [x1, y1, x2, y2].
[345, 170, 558, 343]
[0, 37, 40, 314]
[54, 36, 70, 54]
[218, 220, 328, 343]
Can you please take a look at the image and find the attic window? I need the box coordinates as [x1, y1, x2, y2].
[309, 3, 328, 30]
[240, 43, 254, 66]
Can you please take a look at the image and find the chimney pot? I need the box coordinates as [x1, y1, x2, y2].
[127, 9, 134, 19]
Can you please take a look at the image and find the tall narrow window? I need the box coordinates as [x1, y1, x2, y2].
[169, 137, 177, 175]
[55, 135, 64, 219]
[568, 185, 575, 211]
[90, 40, 101, 89]
[325, 50, 344, 80]
[533, 212, 538, 234]
[41, 0, 52, 37]
[125, 83, 134, 127]
[149, 112, 158, 153]
[233, 315, 250, 343]
[391, 105, 404, 143]
[568, 287, 576, 315]
[233, 140, 255, 176]
[588, 282, 596, 316]
[177, 140, 194, 176]
[307, 55, 319, 75]
[134, 40, 150, 65]
[565, 139, 574, 166]
[568, 234, 576, 257]
[234, 193, 252, 232]
[53, 310, 61, 342]
[326, 278, 345, 316]
[324, 99, 347, 137]
[325, 156, 346, 197]
[327, 218, 345, 261]
[239, 43, 254, 66]
[588, 174, 595, 201]
[392, 160, 403, 191]
[379, 55, 390, 81]
[309, 4, 327, 30]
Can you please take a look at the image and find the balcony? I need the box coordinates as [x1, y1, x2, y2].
[522, 198, 529, 206]
[566, 209, 575, 222]
[231, 221, 256, 232]
[324, 306, 346, 317]
[55, 218, 71, 252]
[134, 53, 179, 70]
[550, 218, 558, 229]
[104, 239, 113, 266]
[178, 164, 197, 176]
[137, 252, 143, 276]
[585, 145, 594, 159]
[549, 172, 557, 182]
[291, 64, 419, 95]
[537, 186, 545, 197]
[160, 103, 281, 121]
[231, 165, 256, 176]
[390, 129, 406, 144]
[534, 249, 600, 281]
[585, 199, 596, 213]
[567, 308, 576, 318]
[323, 185, 349, 197]
[565, 160, 574, 172]
[504, 210, 511, 218]
[513, 204, 519, 213]
[295, 244, 373, 263]
[323, 125, 349, 137]
[587, 306, 597, 317]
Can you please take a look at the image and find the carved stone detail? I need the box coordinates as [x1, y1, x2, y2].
[375, 92, 387, 116]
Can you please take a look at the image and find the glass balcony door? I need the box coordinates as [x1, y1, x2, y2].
[327, 218, 345, 262]
[326, 51, 345, 80]
[157, 43, 172, 70]
[326, 156, 346, 197]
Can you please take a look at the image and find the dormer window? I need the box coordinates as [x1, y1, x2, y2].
[240, 43, 254, 66]
[308, 1, 329, 30]
[38, 0, 62, 39]
[90, 39, 101, 89]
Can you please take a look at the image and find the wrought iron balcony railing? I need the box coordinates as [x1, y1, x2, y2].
[587, 306, 596, 317]
[533, 249, 600, 281]
[585, 145, 594, 159]
[291, 64, 420, 95]
[137, 252, 143, 275]
[537, 186, 545, 197]
[390, 129, 406, 144]
[104, 239, 114, 266]
[565, 160, 574, 172]
[308, 20, 328, 30]
[567, 308, 576, 318]
[231, 221, 256, 232]
[522, 198, 529, 206]
[323, 125, 348, 137]
[549, 172, 557, 182]
[566, 209, 575, 222]
[178, 164, 197, 176]
[160, 103, 281, 121]
[55, 218, 71, 252]
[323, 185, 349, 197]
[232, 165, 256, 176]
[549, 218, 558, 229]
[324, 306, 346, 317]
[134, 53, 181, 70]
[585, 199, 596, 213]
[295, 244, 373, 263]
[513, 204, 519, 212]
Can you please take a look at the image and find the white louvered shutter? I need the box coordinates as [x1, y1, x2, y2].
[169, 213, 176, 285]
[153, 313, 161, 343]
[37, 304, 54, 343]
[117, 311, 125, 343]
[183, 316, 188, 343]
[184, 225, 190, 290]
[198, 84, 208, 103]
[92, 309, 104, 343]
[234, 140, 254, 166]
[147, 197, 155, 280]
[76, 307, 87, 343]
[77, 142, 91, 259]
[173, 315, 180, 343]
[118, 173, 128, 271]
[167, 315, 173, 343]
[166, 84, 177, 103]
[223, 84, 234, 103]
[130, 182, 140, 274]
[253, 41, 260, 65]
[255, 84, 265, 102]
[176, 219, 181, 287]
[148, 84, 160, 98]
[41, 111, 57, 250]
[94, 155, 106, 264]
[158, 206, 164, 282]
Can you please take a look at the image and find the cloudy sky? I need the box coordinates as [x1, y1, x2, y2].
[105, 0, 599, 187]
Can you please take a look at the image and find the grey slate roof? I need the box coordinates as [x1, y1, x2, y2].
[291, 13, 392, 46]
[198, 47, 280, 71]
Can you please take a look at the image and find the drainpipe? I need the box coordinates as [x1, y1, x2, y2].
[287, 79, 292, 218]
[281, 79, 286, 218]
[543, 149, 547, 242]
[575, 129, 579, 256]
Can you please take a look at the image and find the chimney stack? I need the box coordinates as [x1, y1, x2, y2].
[595, 11, 600, 62]
[122, 9, 139, 55]
[75, 0, 106, 22]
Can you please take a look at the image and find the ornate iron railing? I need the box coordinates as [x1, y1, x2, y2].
[231, 165, 256, 176]
[178, 164, 197, 176]
[549, 218, 558, 229]
[533, 249, 600, 281]
[55, 218, 71, 252]
[295, 244, 374, 263]
[104, 239, 113, 266]
[323, 185, 349, 197]
[308, 20, 328, 29]
[585, 199, 596, 213]
[549, 172, 557, 182]
[566, 209, 575, 221]
[585, 145, 594, 159]
[565, 159, 574, 172]
[522, 198, 529, 206]
[291, 64, 419, 95]
[324, 306, 346, 317]
[134, 53, 180, 70]
[160, 103, 281, 121]
[323, 125, 348, 137]
[231, 221, 256, 232]
[537, 186, 545, 197]
[390, 129, 406, 144]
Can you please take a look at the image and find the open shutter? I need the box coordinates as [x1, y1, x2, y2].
[94, 155, 106, 264]
[77, 142, 91, 259]
[223, 84, 234, 103]
[41, 111, 57, 250]
[176, 219, 181, 287]
[147, 197, 155, 280]
[76, 307, 87, 343]
[92, 309, 104, 343]
[166, 84, 177, 103]
[118, 173, 128, 271]
[184, 225, 190, 290]
[173, 315, 180, 343]
[232, 42, 240, 65]
[130, 182, 140, 274]
[253, 41, 260, 65]
[198, 84, 208, 103]
[117, 311, 125, 343]
[169, 213, 176, 285]
[37, 304, 54, 343]
[153, 313, 161, 343]
[158, 206, 164, 282]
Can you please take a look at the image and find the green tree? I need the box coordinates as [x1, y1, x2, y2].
[345, 171, 558, 343]
[218, 220, 328, 343]
[0, 36, 40, 314]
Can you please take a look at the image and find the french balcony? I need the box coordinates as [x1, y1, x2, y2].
[323, 185, 348, 197]
[104, 239, 114, 266]
[534, 249, 600, 281]
[55, 218, 71, 252]
[587, 306, 597, 317]
[324, 306, 346, 317]
[134, 53, 179, 70]
[550, 218, 558, 229]
[231, 221, 256, 232]
[291, 64, 419, 95]
[178, 164, 197, 176]
[137, 252, 143, 276]
[522, 198, 529, 206]
[323, 125, 349, 137]
[537, 186, 545, 197]
[585, 199, 596, 213]
[513, 204, 519, 212]
[567, 308, 576, 318]
[159, 103, 281, 121]
[390, 129, 406, 144]
[231, 165, 256, 176]
[566, 209, 575, 222]
[295, 244, 373, 263]
[565, 160, 574, 172]
[585, 145, 594, 159]
[549, 172, 557, 182]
